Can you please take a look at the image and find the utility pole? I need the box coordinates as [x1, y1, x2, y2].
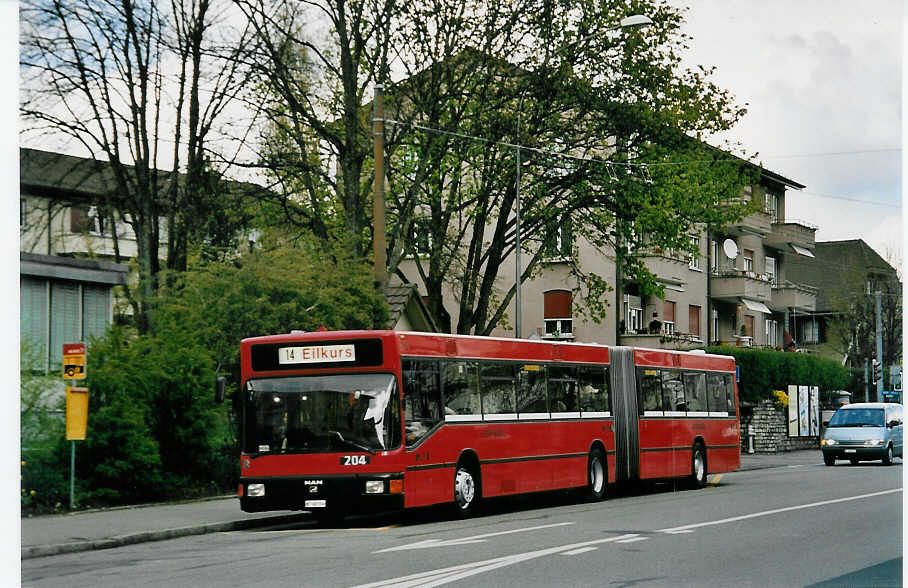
[373, 85, 387, 287]
[875, 290, 883, 401]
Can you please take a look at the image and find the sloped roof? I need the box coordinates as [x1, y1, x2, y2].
[787, 239, 899, 311]
[20, 147, 268, 203]
[20, 148, 120, 199]
[384, 284, 438, 332]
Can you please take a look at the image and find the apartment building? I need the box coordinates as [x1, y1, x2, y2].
[397, 161, 815, 349]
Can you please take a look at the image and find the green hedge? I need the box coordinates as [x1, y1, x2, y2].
[704, 346, 849, 405]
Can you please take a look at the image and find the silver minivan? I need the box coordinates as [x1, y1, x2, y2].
[821, 402, 903, 466]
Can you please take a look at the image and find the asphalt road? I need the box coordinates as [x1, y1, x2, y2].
[22, 459, 902, 587]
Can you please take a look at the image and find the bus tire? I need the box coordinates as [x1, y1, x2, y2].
[453, 462, 480, 517]
[585, 447, 607, 501]
[883, 444, 893, 466]
[689, 443, 708, 489]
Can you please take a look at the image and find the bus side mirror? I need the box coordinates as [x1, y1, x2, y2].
[215, 376, 226, 404]
[822, 420, 829, 427]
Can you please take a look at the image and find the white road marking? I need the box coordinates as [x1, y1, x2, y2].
[359, 487, 902, 588]
[373, 522, 574, 553]
[616, 536, 648, 544]
[658, 488, 902, 534]
[561, 547, 598, 556]
[356, 534, 639, 587]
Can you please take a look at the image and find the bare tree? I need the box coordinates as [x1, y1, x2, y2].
[21, 0, 256, 332]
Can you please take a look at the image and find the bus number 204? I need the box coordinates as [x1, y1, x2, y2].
[341, 455, 370, 466]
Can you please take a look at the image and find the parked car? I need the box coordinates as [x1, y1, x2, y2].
[820, 402, 903, 466]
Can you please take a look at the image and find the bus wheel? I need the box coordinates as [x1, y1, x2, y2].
[689, 443, 708, 489]
[883, 444, 893, 466]
[585, 448, 607, 501]
[453, 463, 480, 517]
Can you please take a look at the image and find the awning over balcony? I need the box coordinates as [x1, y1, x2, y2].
[790, 244, 815, 257]
[741, 298, 772, 314]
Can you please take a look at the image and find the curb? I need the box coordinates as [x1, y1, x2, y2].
[21, 513, 305, 560]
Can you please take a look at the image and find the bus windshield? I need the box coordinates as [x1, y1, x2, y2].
[243, 374, 400, 454]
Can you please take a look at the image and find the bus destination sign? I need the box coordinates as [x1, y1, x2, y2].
[279, 344, 356, 365]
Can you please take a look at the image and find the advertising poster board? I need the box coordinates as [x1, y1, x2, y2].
[798, 385, 809, 436]
[788, 385, 799, 437]
[809, 386, 819, 436]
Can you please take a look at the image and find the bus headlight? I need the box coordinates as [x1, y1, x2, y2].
[365, 480, 384, 494]
[247, 483, 266, 497]
[865, 439, 884, 446]
[821, 439, 836, 446]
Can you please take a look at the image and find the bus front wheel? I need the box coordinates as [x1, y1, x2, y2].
[453, 463, 480, 517]
[585, 447, 607, 501]
[689, 443, 708, 489]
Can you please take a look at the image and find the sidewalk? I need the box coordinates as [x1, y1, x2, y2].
[21, 496, 304, 560]
[21, 449, 823, 560]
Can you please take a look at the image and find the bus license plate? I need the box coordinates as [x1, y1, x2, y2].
[305, 500, 327, 508]
[845, 449, 856, 453]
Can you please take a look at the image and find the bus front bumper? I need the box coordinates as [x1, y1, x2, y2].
[239, 474, 404, 513]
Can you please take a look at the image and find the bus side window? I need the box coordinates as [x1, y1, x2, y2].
[548, 366, 578, 414]
[443, 361, 481, 418]
[683, 372, 707, 414]
[402, 360, 442, 446]
[662, 370, 684, 412]
[725, 375, 737, 417]
[578, 366, 609, 414]
[638, 369, 663, 415]
[481, 363, 517, 417]
[517, 365, 547, 416]
[707, 373, 727, 414]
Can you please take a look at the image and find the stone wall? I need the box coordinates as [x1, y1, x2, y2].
[740, 399, 819, 453]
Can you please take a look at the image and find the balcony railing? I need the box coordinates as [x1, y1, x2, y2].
[764, 220, 817, 250]
[710, 269, 773, 302]
[770, 281, 818, 312]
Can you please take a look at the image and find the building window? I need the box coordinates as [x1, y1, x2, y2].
[543, 290, 573, 339]
[765, 256, 777, 286]
[662, 300, 675, 335]
[408, 217, 433, 257]
[688, 236, 701, 270]
[802, 320, 819, 344]
[712, 309, 719, 342]
[544, 218, 572, 260]
[689, 305, 701, 338]
[710, 240, 719, 272]
[765, 319, 779, 347]
[764, 192, 780, 222]
[743, 249, 754, 274]
[625, 303, 643, 334]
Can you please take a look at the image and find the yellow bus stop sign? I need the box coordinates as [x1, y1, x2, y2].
[63, 343, 86, 380]
[66, 387, 89, 441]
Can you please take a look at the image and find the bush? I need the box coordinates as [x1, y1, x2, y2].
[705, 346, 849, 405]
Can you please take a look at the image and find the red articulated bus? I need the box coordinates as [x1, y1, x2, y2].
[231, 330, 739, 521]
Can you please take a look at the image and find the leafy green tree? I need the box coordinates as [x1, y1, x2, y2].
[238, 0, 757, 334]
[20, 0, 257, 333]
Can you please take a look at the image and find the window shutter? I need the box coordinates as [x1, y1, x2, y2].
[50, 282, 81, 369]
[20, 277, 49, 369]
[663, 301, 675, 323]
[544, 290, 572, 319]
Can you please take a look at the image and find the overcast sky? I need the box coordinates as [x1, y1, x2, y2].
[673, 0, 903, 267]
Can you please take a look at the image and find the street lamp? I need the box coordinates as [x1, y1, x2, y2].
[513, 14, 652, 339]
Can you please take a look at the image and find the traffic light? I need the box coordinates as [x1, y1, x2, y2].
[872, 359, 882, 384]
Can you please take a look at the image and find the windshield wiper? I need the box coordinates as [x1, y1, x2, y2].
[327, 430, 375, 454]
